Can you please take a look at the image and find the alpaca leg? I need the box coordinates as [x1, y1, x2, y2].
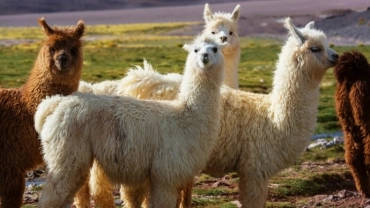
[39, 166, 91, 208]
[148, 183, 178, 208]
[345, 138, 370, 196]
[361, 137, 370, 197]
[121, 182, 149, 208]
[179, 180, 194, 208]
[238, 174, 269, 208]
[74, 174, 91, 208]
[89, 161, 116, 208]
[0, 170, 25, 208]
[39, 143, 93, 207]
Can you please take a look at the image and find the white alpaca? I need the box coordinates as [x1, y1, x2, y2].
[87, 18, 338, 207]
[78, 3, 240, 97]
[35, 37, 225, 208]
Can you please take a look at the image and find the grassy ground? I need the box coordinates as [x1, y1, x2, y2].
[1, 23, 369, 207]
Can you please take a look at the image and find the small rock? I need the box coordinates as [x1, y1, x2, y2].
[323, 195, 339, 201]
[114, 199, 123, 206]
[338, 189, 358, 198]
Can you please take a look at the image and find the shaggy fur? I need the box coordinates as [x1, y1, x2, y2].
[334, 51, 370, 197]
[36, 37, 225, 208]
[86, 18, 338, 207]
[0, 18, 84, 208]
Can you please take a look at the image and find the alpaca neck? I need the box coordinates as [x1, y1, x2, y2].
[178, 64, 223, 114]
[22, 63, 80, 112]
[269, 51, 323, 138]
[222, 44, 240, 89]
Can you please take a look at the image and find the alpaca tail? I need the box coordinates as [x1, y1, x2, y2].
[334, 51, 370, 78]
[117, 59, 182, 100]
[34, 95, 64, 134]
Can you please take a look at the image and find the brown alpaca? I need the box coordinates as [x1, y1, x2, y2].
[0, 18, 84, 208]
[334, 51, 370, 197]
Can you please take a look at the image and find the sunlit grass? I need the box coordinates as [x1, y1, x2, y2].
[0, 22, 197, 40]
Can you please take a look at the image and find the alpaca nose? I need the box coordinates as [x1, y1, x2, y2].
[57, 54, 69, 67]
[331, 53, 339, 64]
[202, 53, 209, 64]
[220, 36, 227, 43]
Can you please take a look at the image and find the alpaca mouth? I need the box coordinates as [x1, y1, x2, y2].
[330, 58, 339, 66]
[56, 55, 70, 71]
[56, 62, 69, 71]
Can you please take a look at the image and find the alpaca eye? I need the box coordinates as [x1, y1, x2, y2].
[310, 47, 321, 53]
[212, 47, 218, 53]
[229, 31, 233, 35]
[211, 31, 216, 35]
[194, 49, 198, 53]
[49, 47, 55, 54]
[71, 47, 78, 54]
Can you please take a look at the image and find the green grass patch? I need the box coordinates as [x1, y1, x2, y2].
[301, 144, 345, 162]
[0, 22, 197, 40]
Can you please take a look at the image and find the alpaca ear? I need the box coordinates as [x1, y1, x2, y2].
[231, 5, 240, 22]
[182, 43, 192, 52]
[305, 21, 315, 29]
[38, 17, 54, 36]
[203, 3, 213, 23]
[284, 17, 305, 45]
[74, 20, 85, 39]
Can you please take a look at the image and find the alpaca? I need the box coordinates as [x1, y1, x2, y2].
[35, 37, 226, 208]
[78, 3, 240, 96]
[0, 18, 84, 208]
[89, 17, 338, 207]
[334, 51, 370, 197]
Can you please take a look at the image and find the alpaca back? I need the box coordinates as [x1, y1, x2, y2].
[117, 60, 182, 100]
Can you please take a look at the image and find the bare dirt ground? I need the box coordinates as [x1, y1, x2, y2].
[23, 159, 370, 207]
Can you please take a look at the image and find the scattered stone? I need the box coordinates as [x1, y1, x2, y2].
[323, 195, 340, 201]
[338, 189, 358, 198]
[307, 139, 328, 149]
[114, 199, 123, 206]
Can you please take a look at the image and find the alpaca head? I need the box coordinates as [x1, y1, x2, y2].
[282, 17, 338, 82]
[201, 4, 240, 54]
[183, 36, 226, 71]
[37, 17, 84, 76]
[334, 51, 370, 84]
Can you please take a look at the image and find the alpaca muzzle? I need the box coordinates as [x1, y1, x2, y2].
[56, 54, 69, 70]
[202, 53, 210, 64]
[328, 48, 339, 66]
[220, 36, 227, 43]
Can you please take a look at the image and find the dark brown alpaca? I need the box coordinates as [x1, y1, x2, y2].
[0, 18, 84, 208]
[334, 51, 370, 197]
